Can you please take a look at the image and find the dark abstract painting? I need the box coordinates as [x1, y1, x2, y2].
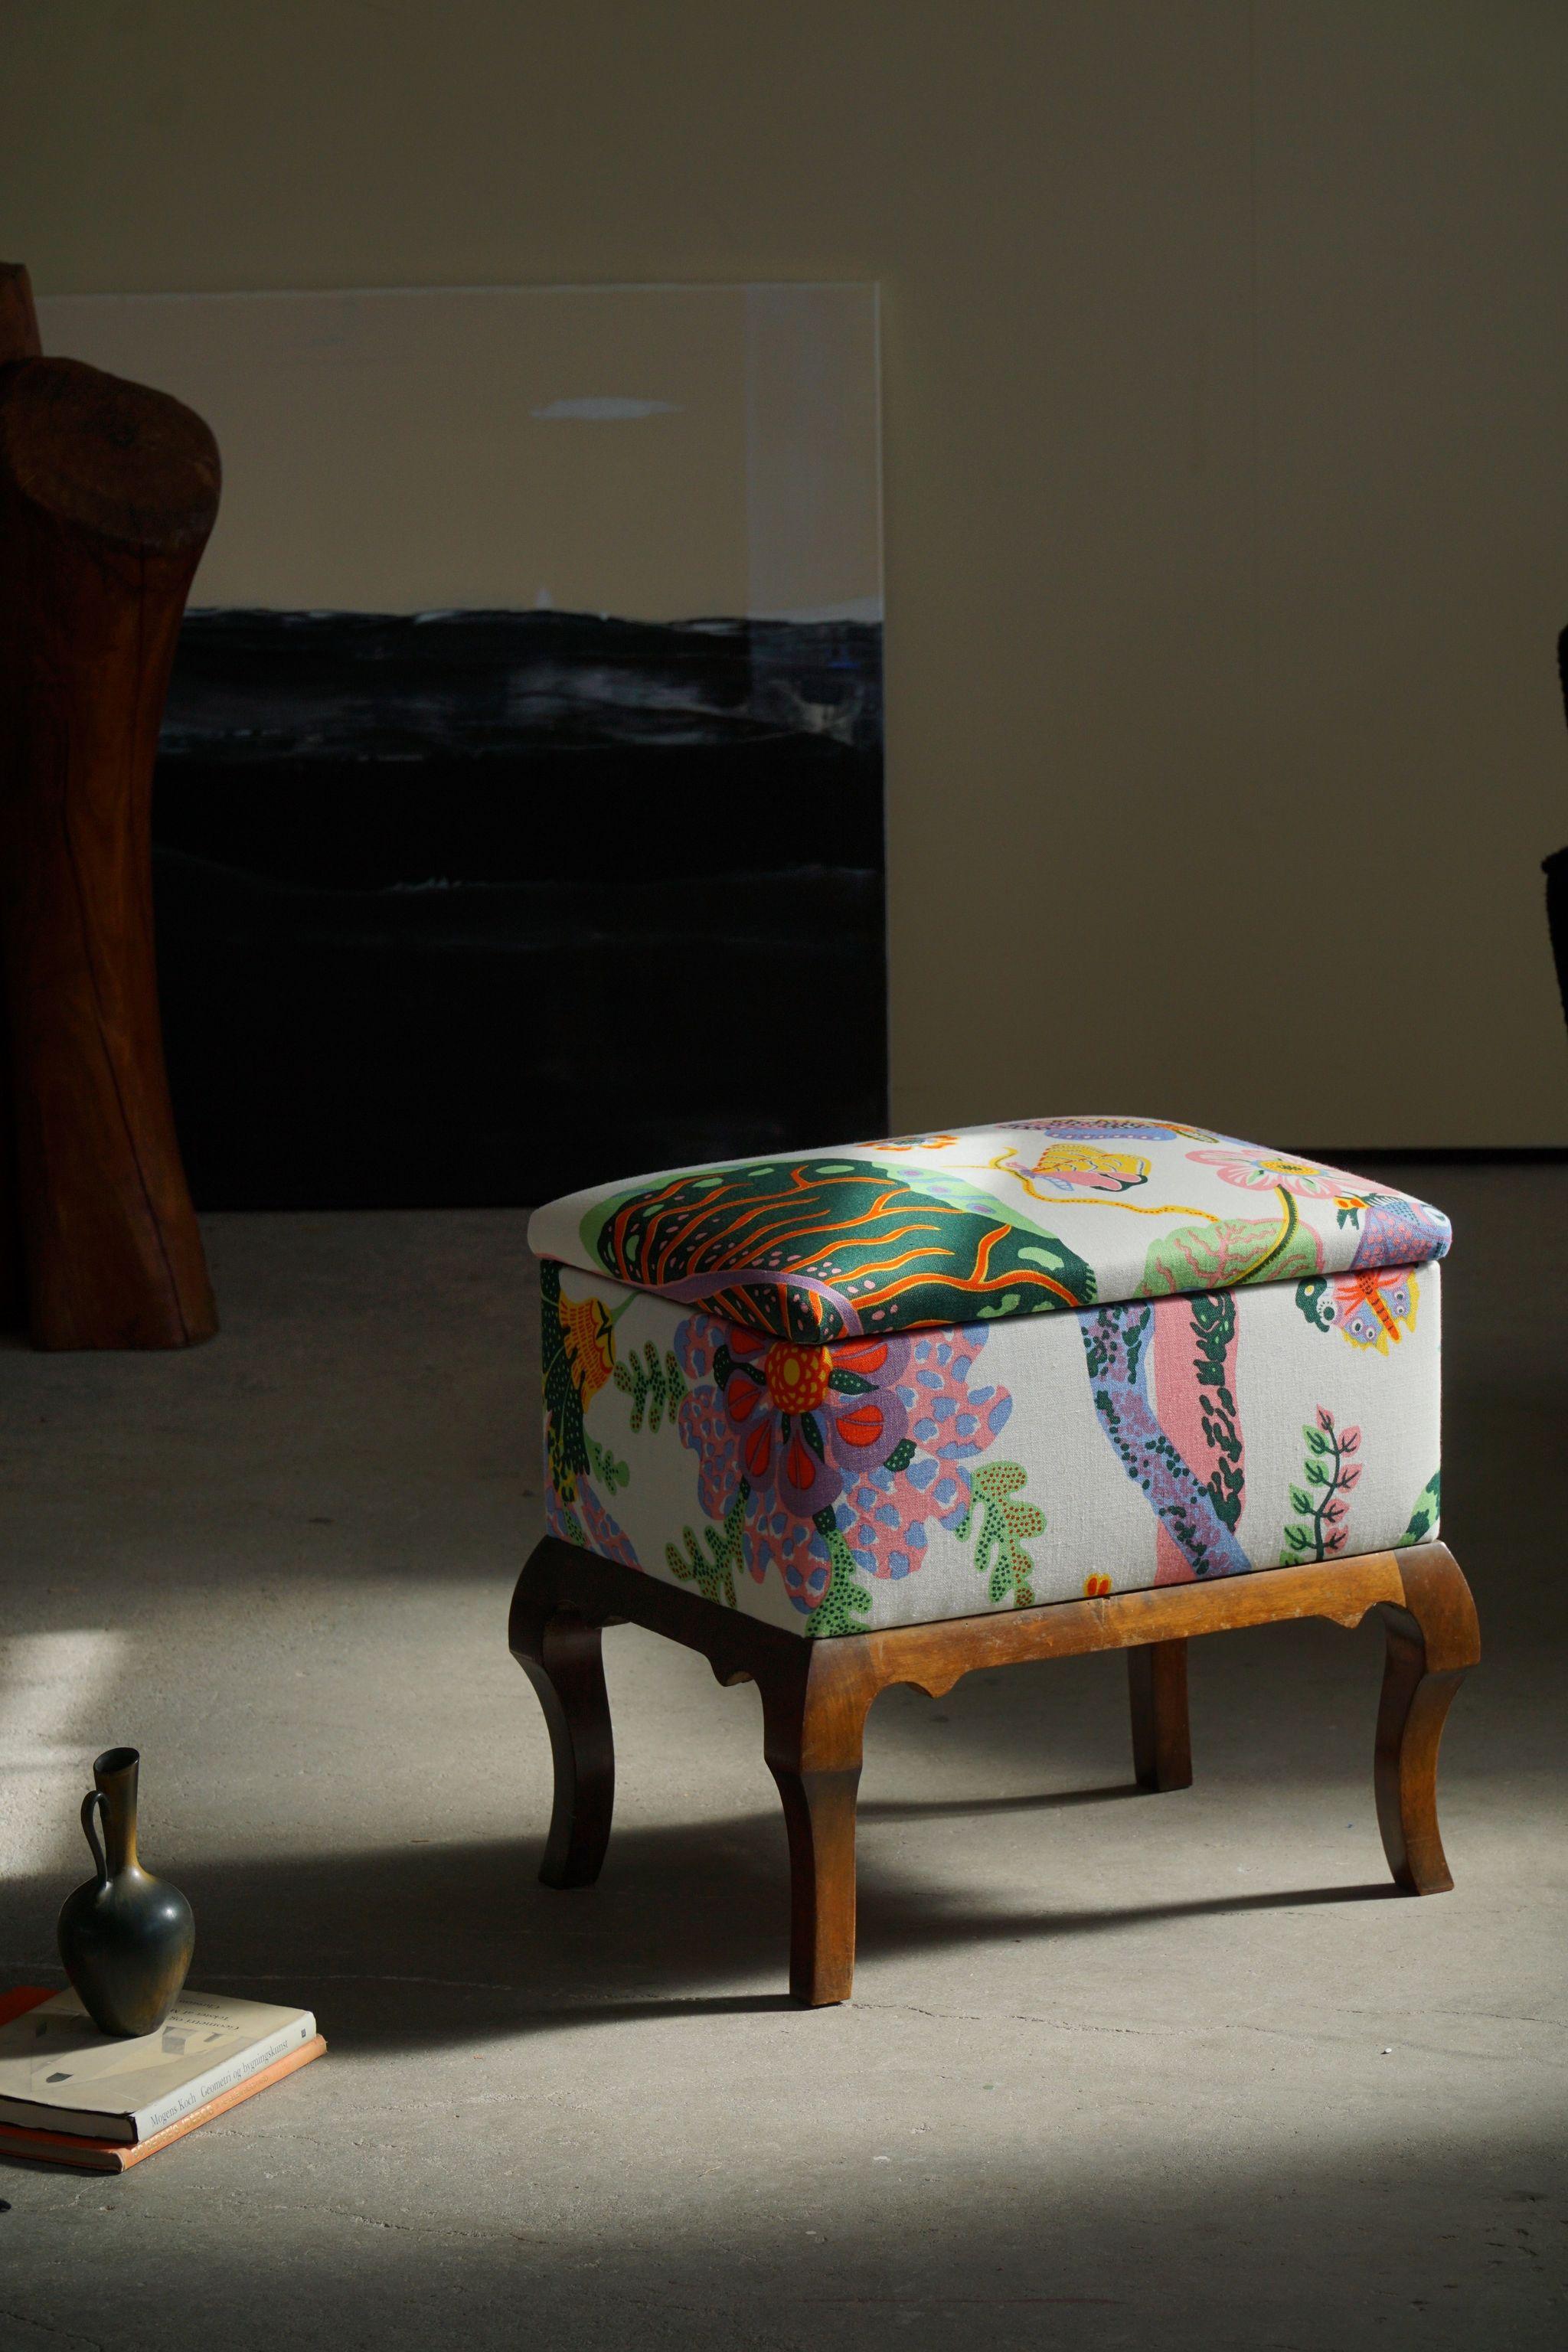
[153, 607, 884, 1207]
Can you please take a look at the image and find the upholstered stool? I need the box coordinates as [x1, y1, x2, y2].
[512, 1116, 1478, 2004]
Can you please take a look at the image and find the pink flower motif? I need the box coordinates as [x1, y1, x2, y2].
[671, 1315, 1015, 1615]
[893, 1330, 1014, 1462]
[717, 1330, 910, 1524]
[1189, 1148, 1361, 1199]
[676, 1383, 743, 1520]
[547, 1475, 640, 1569]
[835, 1462, 952, 1579]
[676, 1315, 729, 1387]
[578, 1481, 640, 1566]
[832, 1331, 1013, 1580]
[751, 1501, 833, 1606]
[675, 1314, 746, 1515]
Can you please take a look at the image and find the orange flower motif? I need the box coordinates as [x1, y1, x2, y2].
[763, 1341, 833, 1417]
[557, 1291, 616, 1407]
[1083, 1572, 1113, 1598]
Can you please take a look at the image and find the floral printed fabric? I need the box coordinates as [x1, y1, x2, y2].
[539, 1252, 1442, 1639]
[527, 1119, 1451, 1343]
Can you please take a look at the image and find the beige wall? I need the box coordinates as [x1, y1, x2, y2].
[9, 0, 1568, 1145]
[34, 285, 881, 619]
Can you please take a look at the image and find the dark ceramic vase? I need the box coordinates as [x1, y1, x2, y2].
[57, 1747, 194, 2037]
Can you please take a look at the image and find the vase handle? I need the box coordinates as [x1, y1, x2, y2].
[80, 1788, 109, 1886]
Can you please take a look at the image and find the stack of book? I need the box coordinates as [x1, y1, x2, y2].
[0, 1986, 324, 2171]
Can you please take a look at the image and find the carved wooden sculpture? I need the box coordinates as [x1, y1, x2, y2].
[0, 263, 218, 1347]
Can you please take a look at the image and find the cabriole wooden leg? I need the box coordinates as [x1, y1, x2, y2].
[760, 1644, 876, 2007]
[510, 1553, 615, 1889]
[1374, 1542, 1480, 1895]
[1127, 1638, 1192, 1792]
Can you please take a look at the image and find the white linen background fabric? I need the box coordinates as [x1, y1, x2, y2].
[528, 1119, 1450, 1335]
[541, 1262, 1440, 1638]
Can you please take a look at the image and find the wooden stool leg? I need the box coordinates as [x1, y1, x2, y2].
[510, 1549, 615, 1888]
[1128, 1638, 1192, 1791]
[760, 1644, 875, 2007]
[1374, 1542, 1481, 1895]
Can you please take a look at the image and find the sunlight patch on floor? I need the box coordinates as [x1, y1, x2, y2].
[0, 1629, 128, 1875]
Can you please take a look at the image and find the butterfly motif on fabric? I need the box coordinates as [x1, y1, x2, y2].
[1295, 1266, 1419, 1354]
[978, 1142, 1155, 1208]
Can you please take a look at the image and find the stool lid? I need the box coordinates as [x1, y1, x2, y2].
[528, 1117, 1450, 1343]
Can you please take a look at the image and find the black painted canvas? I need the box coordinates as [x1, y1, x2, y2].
[152, 608, 886, 1208]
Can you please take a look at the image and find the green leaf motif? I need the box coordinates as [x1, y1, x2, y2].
[1190, 1292, 1244, 1532]
[1279, 1408, 1356, 1565]
[586, 1437, 629, 1494]
[615, 1341, 687, 1435]
[1395, 1470, 1441, 1548]
[1017, 1244, 1075, 1272]
[953, 1461, 1045, 1609]
[803, 1509, 875, 1638]
[587, 1157, 1097, 1341]
[1141, 1215, 1324, 1299]
[665, 1483, 750, 1609]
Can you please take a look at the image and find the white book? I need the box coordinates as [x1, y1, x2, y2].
[0, 1990, 315, 2143]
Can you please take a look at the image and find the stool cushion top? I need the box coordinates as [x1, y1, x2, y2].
[527, 1116, 1450, 1344]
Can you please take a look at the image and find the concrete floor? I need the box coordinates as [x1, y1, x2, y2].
[0, 1162, 1563, 2350]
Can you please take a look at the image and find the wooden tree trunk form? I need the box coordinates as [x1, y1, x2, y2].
[0, 265, 42, 1325]
[0, 263, 41, 364]
[0, 270, 219, 1348]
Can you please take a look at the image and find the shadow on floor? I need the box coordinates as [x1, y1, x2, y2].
[3, 2126, 1560, 2350]
[0, 1811, 1401, 2054]
[858, 1783, 1146, 1821]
